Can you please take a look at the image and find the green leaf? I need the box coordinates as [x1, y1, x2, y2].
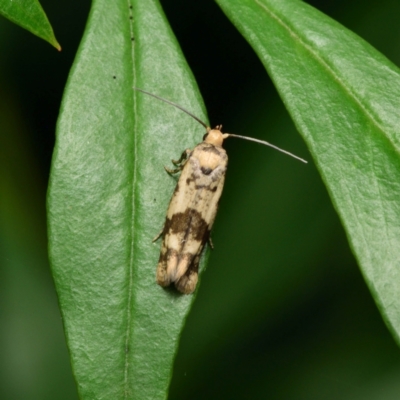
[0, 0, 60, 50]
[216, 0, 400, 341]
[47, 0, 208, 398]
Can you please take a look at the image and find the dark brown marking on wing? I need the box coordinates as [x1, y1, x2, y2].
[201, 145, 222, 155]
[191, 208, 208, 241]
[200, 166, 213, 175]
[163, 208, 209, 242]
[194, 184, 218, 192]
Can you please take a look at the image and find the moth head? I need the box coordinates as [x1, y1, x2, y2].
[203, 125, 229, 147]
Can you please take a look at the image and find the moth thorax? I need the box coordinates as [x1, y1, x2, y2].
[204, 128, 229, 147]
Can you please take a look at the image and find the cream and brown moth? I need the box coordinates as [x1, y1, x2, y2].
[135, 88, 307, 294]
[154, 126, 228, 294]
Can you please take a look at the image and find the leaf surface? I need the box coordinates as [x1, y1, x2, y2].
[47, 0, 208, 398]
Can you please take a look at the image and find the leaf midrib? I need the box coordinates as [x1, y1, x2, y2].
[124, 2, 137, 397]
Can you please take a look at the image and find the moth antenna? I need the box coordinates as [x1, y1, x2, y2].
[134, 88, 306, 163]
[226, 133, 308, 164]
[134, 87, 208, 129]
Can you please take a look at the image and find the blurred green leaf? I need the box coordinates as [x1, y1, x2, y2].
[0, 84, 77, 397]
[47, 0, 208, 398]
[0, 0, 60, 50]
[216, 0, 400, 342]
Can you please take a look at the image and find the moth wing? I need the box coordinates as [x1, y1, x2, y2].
[156, 143, 228, 293]
[175, 248, 203, 294]
[156, 158, 197, 288]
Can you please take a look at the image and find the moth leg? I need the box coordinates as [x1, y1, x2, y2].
[208, 236, 214, 250]
[171, 149, 191, 166]
[165, 149, 191, 174]
[152, 227, 164, 242]
[164, 165, 183, 174]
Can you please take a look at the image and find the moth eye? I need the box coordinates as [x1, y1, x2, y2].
[203, 133, 208, 140]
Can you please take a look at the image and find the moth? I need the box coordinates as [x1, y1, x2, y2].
[135, 88, 306, 294]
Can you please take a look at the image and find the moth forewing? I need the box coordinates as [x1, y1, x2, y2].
[156, 131, 228, 294]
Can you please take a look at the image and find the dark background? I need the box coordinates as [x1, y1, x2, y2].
[1, 0, 400, 399]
